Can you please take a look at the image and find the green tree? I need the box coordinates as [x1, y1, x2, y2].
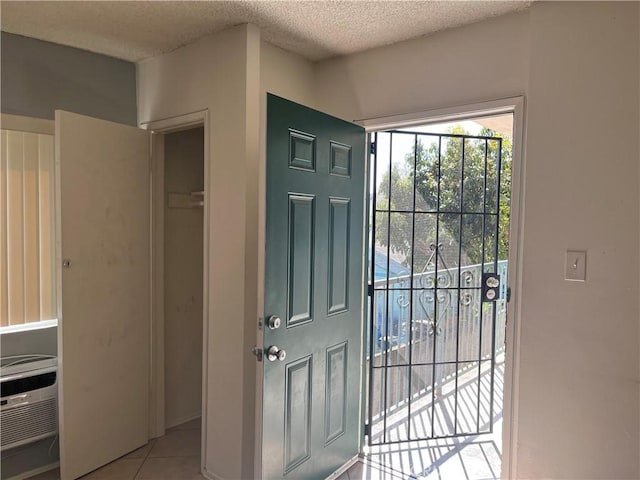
[375, 126, 512, 271]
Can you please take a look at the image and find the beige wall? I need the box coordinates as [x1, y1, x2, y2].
[314, 11, 530, 122]
[313, 2, 640, 479]
[163, 127, 204, 429]
[137, 3, 640, 478]
[138, 24, 260, 480]
[260, 42, 317, 108]
[518, 3, 639, 478]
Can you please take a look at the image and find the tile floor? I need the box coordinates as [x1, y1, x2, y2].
[29, 418, 203, 480]
[29, 362, 502, 480]
[28, 429, 499, 480]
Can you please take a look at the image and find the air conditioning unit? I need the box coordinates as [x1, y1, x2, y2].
[1, 357, 58, 451]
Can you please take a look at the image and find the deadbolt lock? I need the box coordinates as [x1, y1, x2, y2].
[267, 315, 281, 330]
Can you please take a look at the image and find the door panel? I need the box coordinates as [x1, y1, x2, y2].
[55, 111, 151, 479]
[263, 94, 365, 479]
[284, 355, 312, 474]
[287, 194, 315, 326]
[328, 198, 350, 315]
[325, 341, 348, 444]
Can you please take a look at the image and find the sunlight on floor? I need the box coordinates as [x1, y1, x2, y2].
[349, 359, 504, 480]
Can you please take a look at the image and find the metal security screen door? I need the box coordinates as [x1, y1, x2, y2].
[367, 129, 507, 445]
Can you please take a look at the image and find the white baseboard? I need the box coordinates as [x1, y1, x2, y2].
[325, 454, 361, 479]
[201, 466, 226, 480]
[165, 411, 201, 430]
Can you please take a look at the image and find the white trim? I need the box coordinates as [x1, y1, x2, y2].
[0, 318, 57, 334]
[357, 97, 524, 132]
[253, 92, 268, 480]
[358, 136, 373, 453]
[501, 96, 526, 480]
[53, 111, 65, 477]
[325, 454, 360, 479]
[357, 96, 526, 480]
[201, 467, 224, 480]
[1, 114, 54, 135]
[139, 109, 210, 474]
[140, 110, 206, 133]
[147, 132, 165, 439]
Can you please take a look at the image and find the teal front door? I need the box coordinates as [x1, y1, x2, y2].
[262, 94, 366, 479]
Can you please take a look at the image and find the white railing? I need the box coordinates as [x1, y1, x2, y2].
[368, 260, 508, 421]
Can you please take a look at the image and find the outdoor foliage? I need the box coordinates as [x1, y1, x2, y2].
[375, 126, 512, 271]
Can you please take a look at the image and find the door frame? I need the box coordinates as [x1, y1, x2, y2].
[358, 96, 526, 479]
[140, 110, 210, 459]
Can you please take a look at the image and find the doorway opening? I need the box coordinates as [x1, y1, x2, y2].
[363, 113, 514, 480]
[162, 126, 205, 432]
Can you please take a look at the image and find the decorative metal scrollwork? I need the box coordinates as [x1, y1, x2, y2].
[427, 320, 442, 337]
[461, 269, 475, 286]
[419, 273, 436, 289]
[396, 294, 410, 308]
[461, 291, 473, 307]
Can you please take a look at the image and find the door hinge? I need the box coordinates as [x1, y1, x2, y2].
[364, 423, 370, 436]
[369, 142, 376, 155]
[367, 284, 374, 297]
[506, 286, 512, 303]
[251, 346, 263, 362]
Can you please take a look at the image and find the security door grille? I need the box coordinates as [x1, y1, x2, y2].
[367, 129, 506, 445]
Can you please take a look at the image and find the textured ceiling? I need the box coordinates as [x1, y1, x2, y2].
[1, 1, 530, 62]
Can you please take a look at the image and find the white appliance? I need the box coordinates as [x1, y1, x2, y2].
[0, 357, 58, 451]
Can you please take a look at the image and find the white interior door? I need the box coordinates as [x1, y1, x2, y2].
[55, 111, 151, 480]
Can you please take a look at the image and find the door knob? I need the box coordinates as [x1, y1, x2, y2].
[267, 315, 281, 330]
[267, 345, 286, 362]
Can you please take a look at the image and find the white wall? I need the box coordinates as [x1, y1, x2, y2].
[260, 42, 317, 108]
[313, 3, 640, 479]
[138, 24, 260, 480]
[314, 11, 530, 122]
[137, 4, 640, 478]
[518, 3, 639, 478]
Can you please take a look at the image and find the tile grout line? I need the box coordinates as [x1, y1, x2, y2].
[132, 438, 155, 480]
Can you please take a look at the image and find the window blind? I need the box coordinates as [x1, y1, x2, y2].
[0, 129, 56, 327]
